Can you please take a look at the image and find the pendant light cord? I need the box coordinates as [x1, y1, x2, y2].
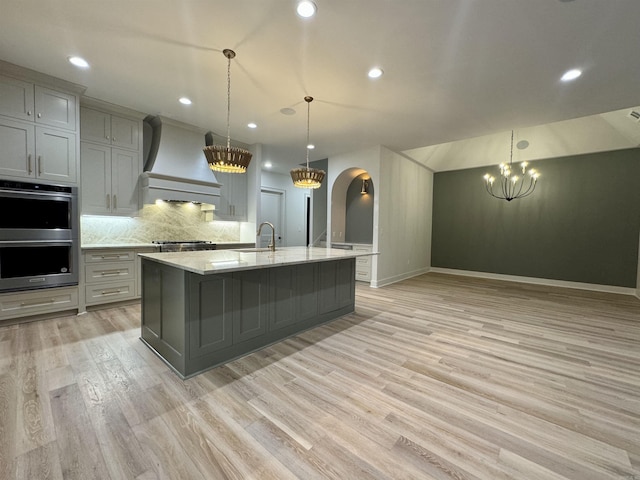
[306, 100, 310, 169]
[226, 53, 231, 150]
[509, 130, 514, 166]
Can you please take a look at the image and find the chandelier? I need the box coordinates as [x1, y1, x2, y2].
[290, 96, 326, 189]
[484, 131, 539, 201]
[203, 49, 252, 173]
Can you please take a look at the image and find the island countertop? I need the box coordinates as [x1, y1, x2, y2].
[138, 246, 377, 275]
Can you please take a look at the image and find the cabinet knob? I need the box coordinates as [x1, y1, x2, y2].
[27, 110, 32, 116]
[37, 113, 42, 118]
[106, 136, 110, 140]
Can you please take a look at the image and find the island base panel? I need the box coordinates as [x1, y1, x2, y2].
[140, 258, 355, 378]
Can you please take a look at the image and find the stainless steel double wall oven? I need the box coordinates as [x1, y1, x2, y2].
[0, 179, 79, 292]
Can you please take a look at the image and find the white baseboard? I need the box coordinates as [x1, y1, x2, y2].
[429, 267, 637, 296]
[371, 267, 430, 288]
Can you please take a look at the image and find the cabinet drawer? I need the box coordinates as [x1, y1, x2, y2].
[85, 280, 135, 305]
[85, 261, 134, 284]
[355, 269, 371, 282]
[0, 287, 78, 320]
[85, 250, 135, 263]
[356, 256, 371, 266]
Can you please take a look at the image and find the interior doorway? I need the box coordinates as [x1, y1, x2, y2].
[259, 188, 285, 247]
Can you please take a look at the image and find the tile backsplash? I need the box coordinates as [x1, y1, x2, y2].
[81, 202, 242, 245]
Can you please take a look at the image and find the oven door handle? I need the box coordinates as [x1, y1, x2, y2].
[0, 240, 74, 246]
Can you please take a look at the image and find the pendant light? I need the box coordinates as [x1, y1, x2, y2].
[483, 130, 539, 201]
[203, 49, 252, 173]
[290, 96, 326, 189]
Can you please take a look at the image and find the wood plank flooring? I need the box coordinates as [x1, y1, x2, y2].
[1, 272, 639, 479]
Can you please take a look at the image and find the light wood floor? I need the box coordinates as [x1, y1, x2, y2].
[1, 273, 639, 480]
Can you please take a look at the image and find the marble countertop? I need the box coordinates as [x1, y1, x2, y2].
[139, 246, 378, 275]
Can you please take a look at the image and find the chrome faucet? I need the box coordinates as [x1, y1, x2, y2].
[257, 221, 276, 252]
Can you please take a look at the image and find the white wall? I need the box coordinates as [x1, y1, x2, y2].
[326, 145, 433, 287]
[375, 147, 433, 287]
[261, 170, 307, 247]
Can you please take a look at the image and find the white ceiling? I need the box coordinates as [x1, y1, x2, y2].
[2, 0, 640, 174]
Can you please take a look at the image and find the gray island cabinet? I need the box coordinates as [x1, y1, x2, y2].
[139, 247, 373, 378]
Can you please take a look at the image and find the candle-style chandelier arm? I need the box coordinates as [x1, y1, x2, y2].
[483, 130, 540, 202]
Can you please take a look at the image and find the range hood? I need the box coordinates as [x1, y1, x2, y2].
[140, 115, 222, 205]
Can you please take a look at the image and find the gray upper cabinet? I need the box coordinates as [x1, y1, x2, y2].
[216, 171, 248, 221]
[0, 75, 76, 130]
[80, 104, 143, 216]
[80, 107, 139, 150]
[0, 72, 79, 184]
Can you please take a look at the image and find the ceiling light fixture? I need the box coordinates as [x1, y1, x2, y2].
[483, 131, 539, 201]
[296, 1, 317, 18]
[368, 67, 383, 79]
[290, 96, 325, 189]
[203, 49, 252, 174]
[68, 56, 89, 68]
[178, 97, 192, 105]
[247, 122, 257, 129]
[561, 69, 582, 82]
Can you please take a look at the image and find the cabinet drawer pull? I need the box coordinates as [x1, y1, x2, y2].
[106, 194, 110, 209]
[20, 298, 56, 307]
[37, 155, 42, 175]
[27, 154, 32, 174]
[98, 254, 124, 260]
[99, 270, 122, 276]
[113, 195, 117, 210]
[100, 289, 122, 296]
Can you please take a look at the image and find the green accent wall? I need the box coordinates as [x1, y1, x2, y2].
[432, 148, 640, 287]
[345, 173, 374, 244]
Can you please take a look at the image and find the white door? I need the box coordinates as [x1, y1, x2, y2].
[259, 189, 284, 247]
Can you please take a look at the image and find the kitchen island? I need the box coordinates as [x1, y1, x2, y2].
[139, 246, 376, 378]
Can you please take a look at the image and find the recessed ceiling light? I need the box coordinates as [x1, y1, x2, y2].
[368, 67, 383, 79]
[178, 97, 192, 105]
[247, 122, 257, 129]
[307, 144, 315, 150]
[280, 107, 296, 115]
[264, 161, 272, 168]
[297, 1, 317, 18]
[68, 56, 89, 69]
[561, 69, 582, 82]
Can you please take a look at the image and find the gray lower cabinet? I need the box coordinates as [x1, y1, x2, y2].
[141, 258, 355, 378]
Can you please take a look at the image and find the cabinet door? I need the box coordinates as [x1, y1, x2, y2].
[0, 118, 34, 179]
[80, 107, 110, 144]
[269, 263, 318, 331]
[0, 74, 34, 121]
[215, 171, 232, 219]
[230, 172, 248, 220]
[80, 142, 111, 214]
[35, 128, 77, 183]
[318, 259, 355, 314]
[34, 86, 76, 130]
[189, 273, 234, 358]
[233, 269, 269, 342]
[110, 115, 139, 150]
[111, 148, 140, 215]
